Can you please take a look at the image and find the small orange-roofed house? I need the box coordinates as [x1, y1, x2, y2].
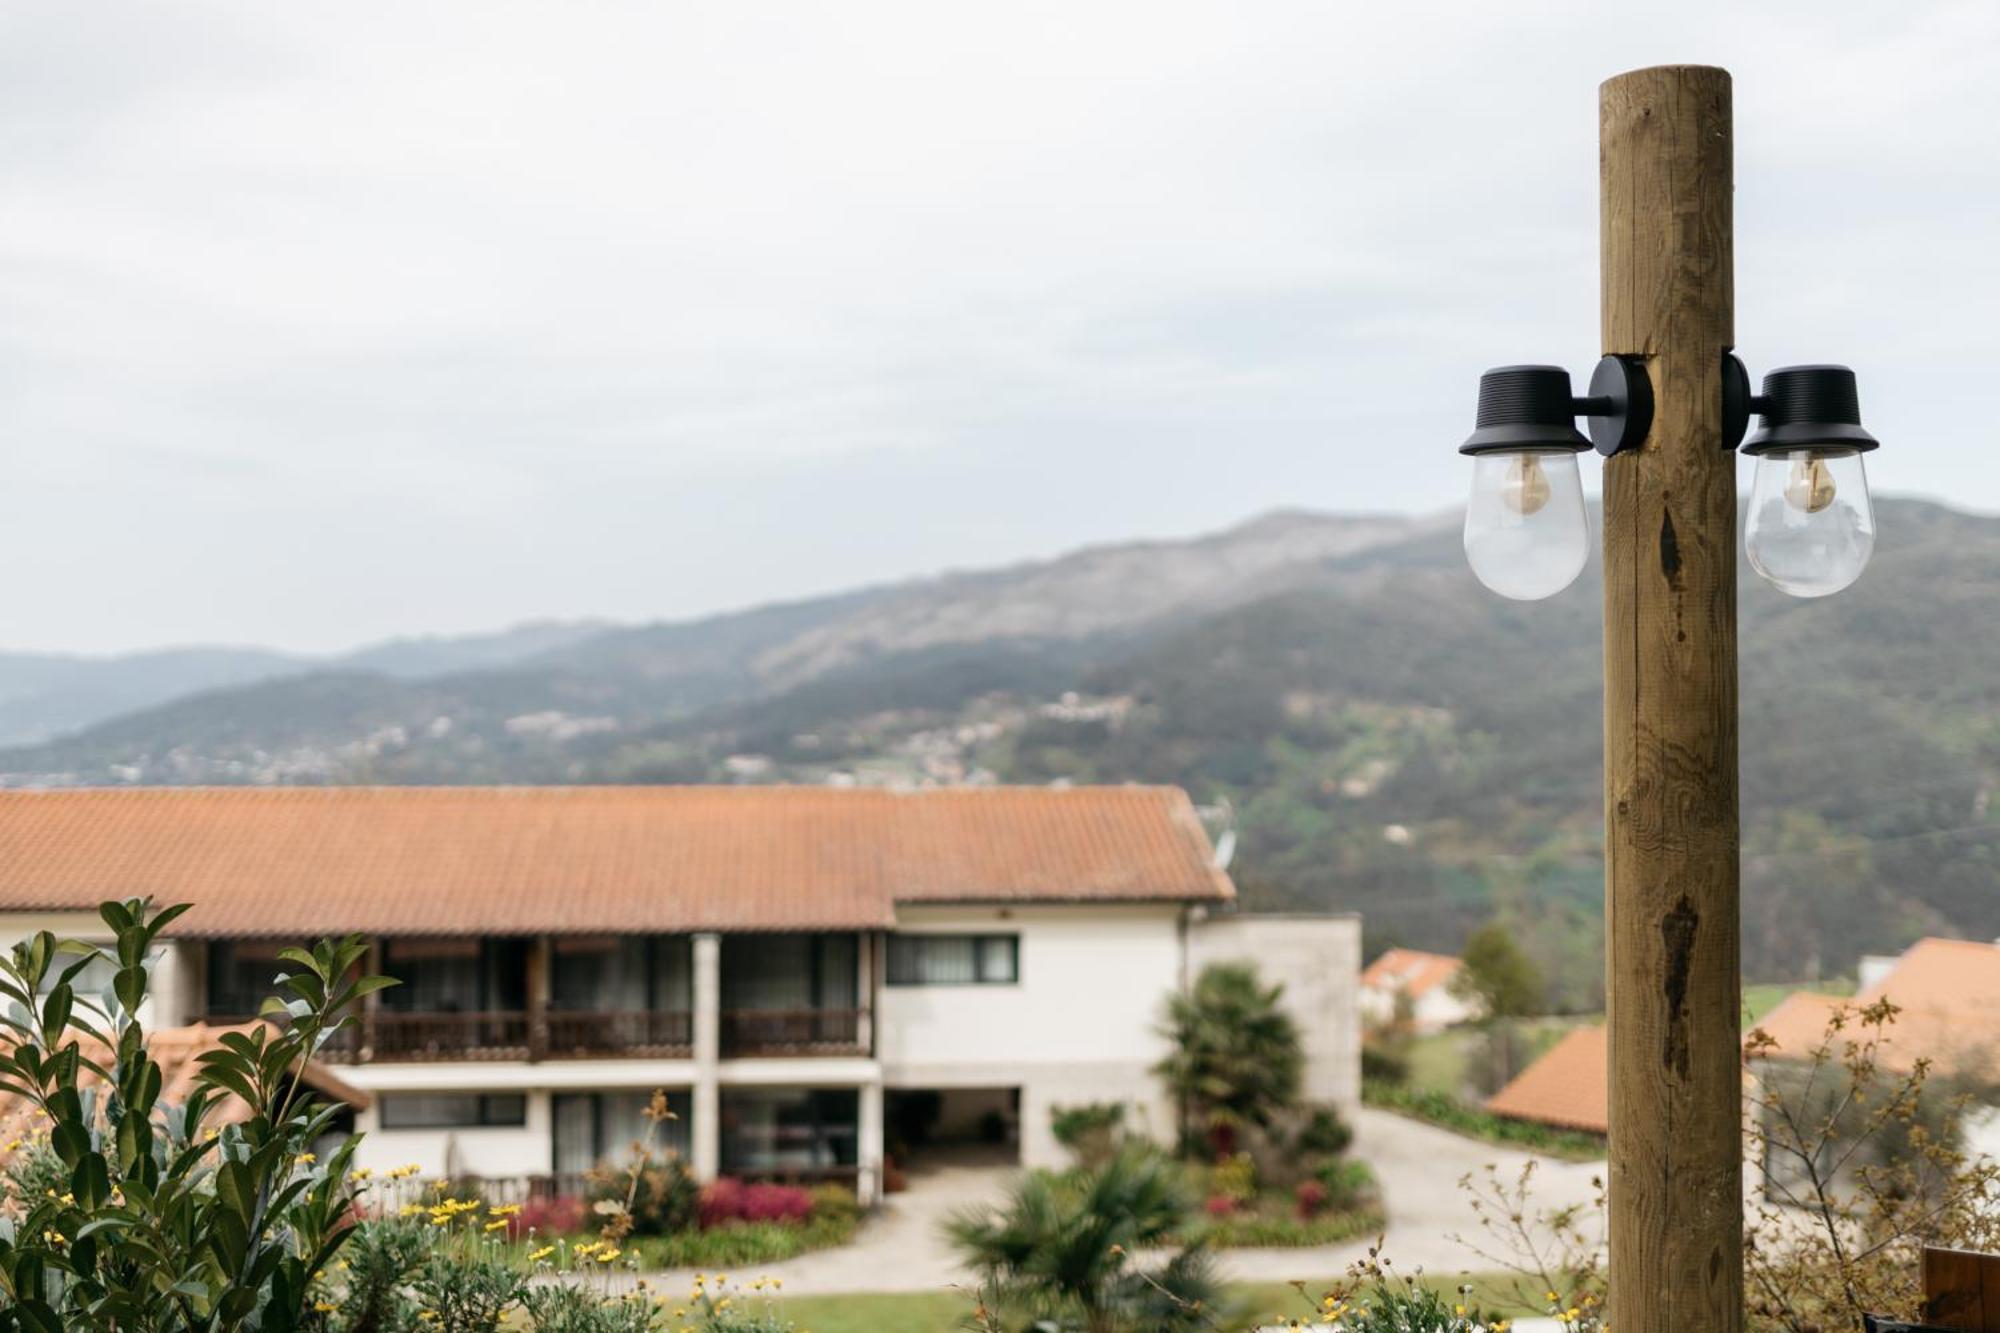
[1360, 947, 1479, 1033]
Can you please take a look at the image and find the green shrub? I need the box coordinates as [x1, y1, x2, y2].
[638, 1206, 861, 1268]
[947, 1142, 1223, 1331]
[1296, 1103, 1355, 1157]
[1195, 1203, 1385, 1249]
[1, 1138, 73, 1206]
[1050, 1100, 1128, 1168]
[1361, 1042, 1412, 1085]
[592, 1154, 701, 1237]
[807, 1181, 861, 1228]
[327, 1218, 427, 1329]
[1209, 1151, 1257, 1203]
[1315, 1158, 1380, 1210]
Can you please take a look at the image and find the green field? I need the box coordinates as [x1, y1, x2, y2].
[782, 1272, 1537, 1332]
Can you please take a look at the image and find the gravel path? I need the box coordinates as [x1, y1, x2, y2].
[642, 1109, 1604, 1298]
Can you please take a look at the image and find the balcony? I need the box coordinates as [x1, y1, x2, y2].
[545, 1009, 694, 1059]
[198, 932, 871, 1065]
[720, 1007, 867, 1058]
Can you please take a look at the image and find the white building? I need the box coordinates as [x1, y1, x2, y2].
[1358, 947, 1479, 1033]
[0, 785, 1359, 1201]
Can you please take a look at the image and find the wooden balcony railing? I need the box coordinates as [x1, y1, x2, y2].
[333, 1011, 533, 1064]
[720, 1008, 865, 1057]
[207, 1005, 861, 1062]
[543, 1010, 694, 1059]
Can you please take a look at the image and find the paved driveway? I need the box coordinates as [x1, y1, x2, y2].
[646, 1110, 1603, 1297]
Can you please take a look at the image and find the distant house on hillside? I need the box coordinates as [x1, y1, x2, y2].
[1360, 948, 1479, 1033]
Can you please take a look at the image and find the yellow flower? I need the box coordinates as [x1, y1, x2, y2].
[298, 1153, 315, 1164]
[484, 1219, 509, 1232]
[529, 1245, 556, 1263]
[314, 1301, 338, 1313]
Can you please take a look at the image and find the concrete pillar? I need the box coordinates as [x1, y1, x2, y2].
[692, 932, 721, 1182]
[145, 940, 192, 1029]
[857, 1079, 885, 1207]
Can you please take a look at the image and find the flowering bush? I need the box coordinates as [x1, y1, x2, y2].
[698, 1178, 814, 1227]
[517, 1192, 592, 1237]
[1295, 1179, 1329, 1219]
[1203, 1193, 1237, 1218]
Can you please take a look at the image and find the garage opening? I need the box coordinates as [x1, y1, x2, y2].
[885, 1086, 1019, 1186]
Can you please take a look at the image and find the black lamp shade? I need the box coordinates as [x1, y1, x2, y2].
[1742, 365, 1880, 455]
[1459, 366, 1593, 455]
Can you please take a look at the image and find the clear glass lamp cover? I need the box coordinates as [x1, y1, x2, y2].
[1744, 448, 1875, 598]
[1463, 450, 1589, 600]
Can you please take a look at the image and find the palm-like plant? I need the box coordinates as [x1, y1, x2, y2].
[1153, 962, 1303, 1150]
[946, 1142, 1221, 1332]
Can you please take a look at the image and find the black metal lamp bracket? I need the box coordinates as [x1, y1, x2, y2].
[1722, 351, 1771, 450]
[1580, 355, 1653, 456]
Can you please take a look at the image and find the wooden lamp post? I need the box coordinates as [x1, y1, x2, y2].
[1454, 65, 1885, 1333]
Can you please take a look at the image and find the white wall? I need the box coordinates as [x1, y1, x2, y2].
[352, 1089, 555, 1179]
[879, 904, 1185, 1168]
[1187, 912, 1362, 1109]
[0, 912, 193, 1032]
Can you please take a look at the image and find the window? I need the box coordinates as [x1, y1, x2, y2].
[723, 934, 858, 1010]
[887, 934, 1019, 986]
[551, 935, 693, 1013]
[380, 938, 528, 1014]
[551, 1090, 691, 1178]
[206, 940, 290, 1017]
[377, 1093, 527, 1130]
[720, 1088, 858, 1171]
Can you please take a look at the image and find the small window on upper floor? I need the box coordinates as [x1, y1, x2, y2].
[377, 1093, 528, 1130]
[886, 933, 1019, 986]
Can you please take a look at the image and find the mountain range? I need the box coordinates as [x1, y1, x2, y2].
[2, 497, 1994, 1005]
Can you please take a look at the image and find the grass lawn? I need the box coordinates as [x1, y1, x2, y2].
[783, 1272, 1538, 1332]
[1742, 978, 1852, 1026]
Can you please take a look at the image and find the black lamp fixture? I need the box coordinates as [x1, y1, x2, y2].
[1726, 358, 1879, 598]
[1457, 353, 1878, 600]
[1458, 357, 1650, 600]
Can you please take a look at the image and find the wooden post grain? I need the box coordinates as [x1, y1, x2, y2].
[1600, 65, 1742, 1333]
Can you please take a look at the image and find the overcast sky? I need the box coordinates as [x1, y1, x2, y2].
[2, 2, 1995, 654]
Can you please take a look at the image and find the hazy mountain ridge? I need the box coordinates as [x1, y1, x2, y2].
[1, 499, 1993, 995]
[0, 621, 612, 748]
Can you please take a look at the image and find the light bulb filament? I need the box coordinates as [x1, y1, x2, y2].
[1503, 454, 1553, 515]
[1784, 455, 1838, 513]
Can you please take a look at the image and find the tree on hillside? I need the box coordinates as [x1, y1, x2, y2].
[1454, 920, 1545, 1019]
[1454, 920, 1547, 1094]
[1154, 961, 1303, 1152]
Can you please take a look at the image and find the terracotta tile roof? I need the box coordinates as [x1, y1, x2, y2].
[1360, 948, 1463, 1000]
[1484, 1024, 1610, 1135]
[1753, 938, 2000, 1078]
[1489, 939, 2000, 1135]
[0, 785, 1231, 938]
[0, 1023, 367, 1170]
